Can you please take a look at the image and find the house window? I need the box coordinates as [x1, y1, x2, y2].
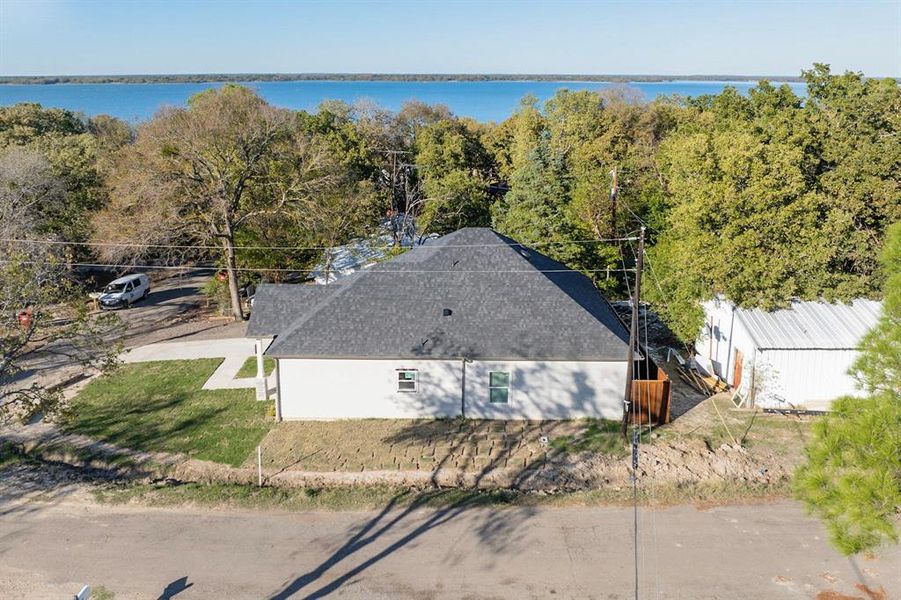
[489, 371, 510, 403]
[397, 370, 418, 392]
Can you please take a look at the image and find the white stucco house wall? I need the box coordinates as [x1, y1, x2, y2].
[246, 227, 632, 421]
[695, 297, 882, 411]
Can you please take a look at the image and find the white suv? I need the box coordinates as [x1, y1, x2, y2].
[98, 274, 151, 310]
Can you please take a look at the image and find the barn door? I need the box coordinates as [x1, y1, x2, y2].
[733, 350, 744, 389]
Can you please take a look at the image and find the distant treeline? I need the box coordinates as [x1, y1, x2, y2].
[0, 73, 805, 85]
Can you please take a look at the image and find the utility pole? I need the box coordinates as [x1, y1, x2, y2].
[609, 167, 618, 236]
[621, 225, 645, 437]
[621, 225, 646, 600]
[379, 149, 412, 245]
[379, 149, 411, 211]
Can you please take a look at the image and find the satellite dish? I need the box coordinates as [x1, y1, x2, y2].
[75, 585, 91, 600]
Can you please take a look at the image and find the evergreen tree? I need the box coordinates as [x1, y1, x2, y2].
[491, 134, 588, 267]
[794, 221, 901, 556]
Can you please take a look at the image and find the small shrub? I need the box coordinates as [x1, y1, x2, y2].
[201, 276, 231, 316]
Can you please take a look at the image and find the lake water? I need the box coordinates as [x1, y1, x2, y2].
[0, 80, 807, 123]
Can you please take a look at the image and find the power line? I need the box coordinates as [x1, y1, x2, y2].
[0, 259, 637, 275]
[616, 226, 646, 600]
[638, 256, 661, 600]
[0, 236, 638, 252]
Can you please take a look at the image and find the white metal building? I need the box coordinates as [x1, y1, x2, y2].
[246, 227, 632, 421]
[695, 297, 882, 410]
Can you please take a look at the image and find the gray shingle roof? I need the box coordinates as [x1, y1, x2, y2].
[246, 283, 338, 337]
[262, 228, 630, 361]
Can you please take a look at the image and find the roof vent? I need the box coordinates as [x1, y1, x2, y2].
[442, 308, 453, 317]
[519, 248, 530, 260]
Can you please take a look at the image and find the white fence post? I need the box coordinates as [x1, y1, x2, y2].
[257, 445, 263, 487]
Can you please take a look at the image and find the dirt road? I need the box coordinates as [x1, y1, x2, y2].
[0, 467, 897, 599]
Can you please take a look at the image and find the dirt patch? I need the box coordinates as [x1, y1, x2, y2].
[816, 585, 889, 600]
[253, 419, 612, 474]
[4, 394, 808, 495]
[498, 436, 791, 492]
[0, 459, 112, 509]
[244, 400, 805, 492]
[177, 428, 790, 493]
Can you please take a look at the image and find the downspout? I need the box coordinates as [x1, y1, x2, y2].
[460, 357, 467, 419]
[726, 306, 736, 384]
[747, 348, 757, 409]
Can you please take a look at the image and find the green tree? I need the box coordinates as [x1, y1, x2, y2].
[0, 103, 85, 145]
[491, 135, 588, 267]
[417, 170, 491, 235]
[803, 65, 901, 298]
[546, 89, 678, 289]
[646, 71, 900, 341]
[414, 118, 493, 235]
[87, 114, 134, 176]
[93, 85, 295, 320]
[0, 103, 112, 243]
[794, 221, 901, 556]
[296, 101, 381, 180]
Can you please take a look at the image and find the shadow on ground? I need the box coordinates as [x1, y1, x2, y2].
[265, 363, 629, 599]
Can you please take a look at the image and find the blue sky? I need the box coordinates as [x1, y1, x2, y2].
[1, 0, 898, 76]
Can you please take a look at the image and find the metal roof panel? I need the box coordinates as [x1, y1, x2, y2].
[734, 298, 882, 349]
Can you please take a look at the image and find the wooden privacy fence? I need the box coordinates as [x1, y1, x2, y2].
[630, 369, 671, 425]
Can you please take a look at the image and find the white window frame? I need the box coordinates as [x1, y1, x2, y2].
[397, 369, 418, 393]
[488, 371, 510, 404]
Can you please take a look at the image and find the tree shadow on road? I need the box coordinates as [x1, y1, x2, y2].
[266, 362, 628, 599]
[269, 487, 535, 600]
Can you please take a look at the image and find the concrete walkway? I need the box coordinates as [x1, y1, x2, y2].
[121, 337, 272, 391]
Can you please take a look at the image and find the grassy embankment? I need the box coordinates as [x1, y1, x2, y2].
[92, 478, 790, 511]
[58, 358, 807, 511]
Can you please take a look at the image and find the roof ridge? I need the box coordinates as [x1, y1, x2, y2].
[261, 227, 630, 360]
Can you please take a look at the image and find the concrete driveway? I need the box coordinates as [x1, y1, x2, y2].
[123, 337, 272, 391]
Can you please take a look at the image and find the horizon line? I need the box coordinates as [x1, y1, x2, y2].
[0, 72, 815, 80]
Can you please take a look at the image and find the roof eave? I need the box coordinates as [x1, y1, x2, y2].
[265, 352, 630, 362]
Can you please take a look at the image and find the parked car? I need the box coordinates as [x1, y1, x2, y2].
[97, 274, 151, 310]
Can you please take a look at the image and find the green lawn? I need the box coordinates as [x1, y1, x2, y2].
[235, 356, 275, 379]
[64, 359, 273, 467]
[549, 419, 626, 457]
